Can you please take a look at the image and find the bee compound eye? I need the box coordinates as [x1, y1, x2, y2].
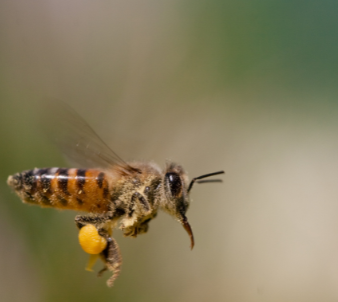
[78, 224, 107, 255]
[165, 172, 182, 197]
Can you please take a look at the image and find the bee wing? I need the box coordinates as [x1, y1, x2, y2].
[41, 99, 138, 174]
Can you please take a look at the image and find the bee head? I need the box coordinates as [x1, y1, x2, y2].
[161, 163, 225, 250]
[162, 162, 194, 249]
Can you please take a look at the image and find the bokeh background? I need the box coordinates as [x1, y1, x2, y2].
[1, 1, 338, 301]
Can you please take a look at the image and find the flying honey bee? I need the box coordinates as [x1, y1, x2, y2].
[7, 101, 224, 287]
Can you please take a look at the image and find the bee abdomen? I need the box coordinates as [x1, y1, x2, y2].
[7, 168, 112, 213]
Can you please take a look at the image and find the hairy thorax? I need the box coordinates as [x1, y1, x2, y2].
[107, 162, 162, 237]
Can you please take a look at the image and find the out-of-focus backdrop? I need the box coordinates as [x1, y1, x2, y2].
[1, 1, 338, 301]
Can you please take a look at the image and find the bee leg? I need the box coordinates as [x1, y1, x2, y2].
[136, 192, 151, 213]
[99, 236, 122, 287]
[97, 266, 107, 277]
[128, 192, 150, 216]
[127, 193, 137, 217]
[75, 212, 114, 229]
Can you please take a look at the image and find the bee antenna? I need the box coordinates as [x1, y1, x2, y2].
[187, 170, 225, 193]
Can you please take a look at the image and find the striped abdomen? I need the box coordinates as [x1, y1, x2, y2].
[7, 168, 112, 213]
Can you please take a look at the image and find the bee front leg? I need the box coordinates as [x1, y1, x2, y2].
[127, 192, 150, 217]
[99, 236, 122, 287]
[122, 192, 151, 237]
[135, 192, 151, 213]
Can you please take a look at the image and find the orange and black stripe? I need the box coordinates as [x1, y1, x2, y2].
[8, 168, 112, 214]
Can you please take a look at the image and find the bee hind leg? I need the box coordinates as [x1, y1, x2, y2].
[97, 266, 107, 276]
[75, 212, 114, 229]
[99, 236, 122, 287]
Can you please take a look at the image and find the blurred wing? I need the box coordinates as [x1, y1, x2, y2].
[40, 99, 138, 174]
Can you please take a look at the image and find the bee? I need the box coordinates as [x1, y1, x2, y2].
[7, 101, 224, 287]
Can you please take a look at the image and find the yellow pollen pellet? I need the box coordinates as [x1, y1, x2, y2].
[78, 224, 107, 255]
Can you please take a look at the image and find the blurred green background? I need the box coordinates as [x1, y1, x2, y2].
[1, 1, 338, 301]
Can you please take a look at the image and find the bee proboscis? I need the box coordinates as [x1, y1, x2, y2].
[7, 101, 224, 287]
